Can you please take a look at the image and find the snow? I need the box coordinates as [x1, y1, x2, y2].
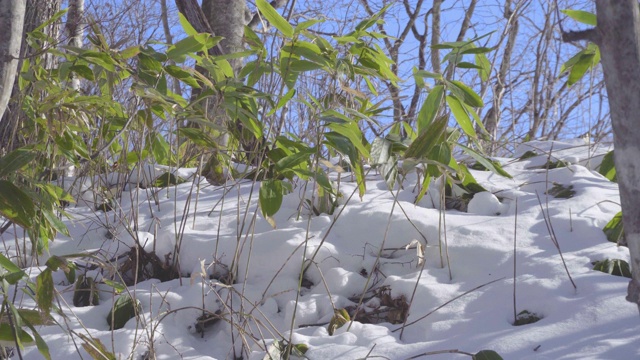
[3, 140, 639, 360]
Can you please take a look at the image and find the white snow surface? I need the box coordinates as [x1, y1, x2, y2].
[3, 140, 639, 360]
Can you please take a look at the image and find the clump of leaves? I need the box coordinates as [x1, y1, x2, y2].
[194, 310, 222, 336]
[264, 339, 309, 360]
[95, 199, 115, 212]
[78, 334, 116, 360]
[592, 259, 632, 278]
[546, 183, 575, 198]
[544, 159, 570, 169]
[518, 150, 538, 160]
[328, 309, 350, 335]
[513, 310, 542, 326]
[152, 172, 186, 188]
[73, 275, 100, 307]
[472, 350, 504, 360]
[107, 295, 141, 330]
[305, 187, 342, 216]
[346, 286, 409, 325]
[118, 246, 177, 285]
[603, 211, 626, 246]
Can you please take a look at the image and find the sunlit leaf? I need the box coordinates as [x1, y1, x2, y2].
[598, 150, 616, 182]
[0, 147, 36, 178]
[36, 269, 54, 315]
[447, 80, 483, 107]
[603, 211, 624, 245]
[256, 0, 294, 38]
[417, 85, 444, 134]
[107, 295, 141, 330]
[259, 180, 284, 225]
[561, 9, 597, 26]
[447, 95, 476, 138]
[0, 180, 35, 228]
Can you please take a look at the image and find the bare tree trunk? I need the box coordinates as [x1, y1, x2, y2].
[0, 0, 61, 151]
[66, 0, 84, 91]
[430, 0, 442, 74]
[483, 0, 519, 154]
[161, 0, 182, 96]
[0, 0, 25, 129]
[202, 0, 246, 75]
[594, 0, 640, 313]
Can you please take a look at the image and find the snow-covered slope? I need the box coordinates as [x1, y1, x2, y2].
[4, 140, 638, 360]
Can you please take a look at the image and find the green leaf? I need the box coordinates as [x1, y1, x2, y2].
[0, 324, 35, 347]
[593, 259, 632, 278]
[475, 52, 491, 81]
[79, 334, 117, 360]
[415, 172, 433, 204]
[456, 61, 483, 69]
[370, 137, 390, 166]
[603, 211, 624, 245]
[458, 144, 512, 178]
[36, 269, 54, 315]
[256, 0, 294, 38]
[414, 69, 443, 80]
[165, 65, 199, 88]
[324, 132, 366, 198]
[70, 65, 95, 81]
[562, 44, 600, 86]
[473, 350, 504, 360]
[167, 34, 217, 62]
[598, 150, 616, 182]
[178, 12, 198, 36]
[119, 45, 141, 59]
[0, 253, 25, 285]
[107, 295, 141, 330]
[288, 59, 324, 72]
[404, 115, 448, 160]
[269, 88, 296, 115]
[447, 80, 483, 107]
[568, 53, 596, 85]
[259, 180, 284, 226]
[0, 180, 35, 228]
[0, 253, 22, 274]
[326, 120, 370, 158]
[417, 85, 444, 134]
[275, 149, 314, 174]
[153, 172, 186, 188]
[178, 127, 219, 148]
[460, 47, 493, 54]
[561, 9, 597, 26]
[0, 147, 36, 178]
[42, 210, 70, 237]
[80, 51, 116, 72]
[446, 95, 476, 138]
[23, 320, 51, 360]
[328, 309, 350, 335]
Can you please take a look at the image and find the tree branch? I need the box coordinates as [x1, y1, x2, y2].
[561, 28, 598, 43]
